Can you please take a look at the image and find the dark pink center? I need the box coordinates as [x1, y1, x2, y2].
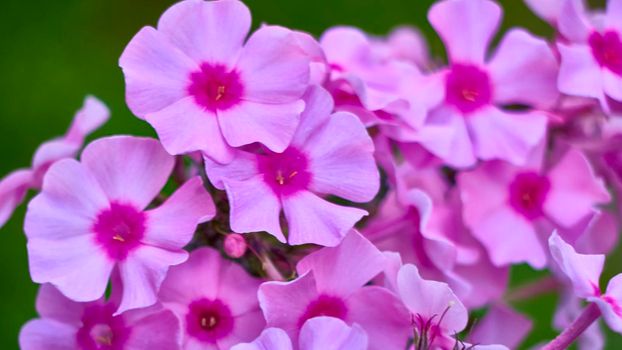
[76, 303, 130, 350]
[186, 299, 234, 343]
[188, 63, 244, 112]
[298, 295, 348, 327]
[589, 30, 622, 76]
[257, 147, 312, 197]
[93, 202, 146, 261]
[445, 63, 493, 114]
[508, 172, 551, 220]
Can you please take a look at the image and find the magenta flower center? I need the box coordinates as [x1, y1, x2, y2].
[76, 303, 130, 350]
[186, 298, 234, 343]
[445, 63, 493, 114]
[188, 63, 244, 112]
[257, 147, 312, 197]
[298, 294, 348, 327]
[508, 172, 551, 220]
[93, 202, 146, 261]
[589, 30, 622, 76]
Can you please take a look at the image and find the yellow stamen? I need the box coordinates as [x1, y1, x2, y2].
[112, 234, 125, 242]
[461, 89, 478, 102]
[215, 86, 226, 101]
[96, 335, 113, 346]
[276, 171, 285, 185]
[289, 171, 298, 179]
[201, 316, 217, 328]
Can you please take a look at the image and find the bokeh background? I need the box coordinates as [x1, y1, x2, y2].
[0, 0, 619, 348]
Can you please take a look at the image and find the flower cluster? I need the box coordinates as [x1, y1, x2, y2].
[4, 0, 622, 349]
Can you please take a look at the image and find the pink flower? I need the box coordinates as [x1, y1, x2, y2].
[0, 96, 109, 230]
[458, 148, 610, 268]
[119, 0, 310, 163]
[204, 87, 379, 246]
[231, 317, 368, 350]
[557, 0, 622, 112]
[158, 247, 265, 349]
[258, 231, 411, 350]
[549, 232, 622, 333]
[425, 0, 558, 167]
[469, 304, 533, 349]
[24, 136, 215, 313]
[19, 284, 180, 350]
[523, 0, 582, 27]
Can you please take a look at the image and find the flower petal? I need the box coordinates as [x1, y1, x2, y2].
[557, 43, 604, 100]
[81, 136, 175, 209]
[428, 0, 501, 63]
[19, 319, 77, 350]
[0, 169, 33, 228]
[304, 112, 379, 202]
[282, 191, 367, 247]
[231, 328, 293, 350]
[299, 317, 368, 350]
[157, 0, 250, 65]
[489, 29, 559, 108]
[119, 26, 198, 117]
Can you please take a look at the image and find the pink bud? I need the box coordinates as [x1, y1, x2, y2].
[224, 233, 247, 259]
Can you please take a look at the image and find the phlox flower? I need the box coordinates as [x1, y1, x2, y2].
[119, 0, 310, 163]
[458, 148, 610, 268]
[258, 231, 411, 350]
[523, 0, 584, 27]
[231, 317, 368, 350]
[365, 163, 507, 308]
[395, 264, 508, 350]
[19, 284, 180, 350]
[25, 136, 215, 313]
[426, 0, 559, 167]
[557, 0, 622, 112]
[549, 232, 622, 333]
[0, 96, 109, 229]
[204, 86, 379, 246]
[158, 247, 265, 349]
[469, 304, 533, 350]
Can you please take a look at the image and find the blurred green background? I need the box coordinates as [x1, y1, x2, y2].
[0, 0, 619, 348]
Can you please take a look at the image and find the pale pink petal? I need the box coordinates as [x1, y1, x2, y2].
[144, 176, 214, 250]
[258, 272, 319, 339]
[425, 107, 476, 168]
[218, 100, 305, 153]
[25, 159, 108, 240]
[549, 232, 604, 298]
[489, 29, 559, 108]
[237, 25, 310, 103]
[291, 86, 334, 147]
[64, 95, 110, 144]
[347, 287, 410, 350]
[296, 231, 385, 296]
[225, 176, 284, 242]
[124, 308, 182, 350]
[458, 161, 513, 231]
[320, 27, 369, 68]
[607, 0, 622, 31]
[157, 0, 250, 64]
[117, 246, 188, 313]
[217, 258, 263, 317]
[468, 107, 548, 165]
[35, 284, 89, 326]
[575, 211, 620, 255]
[19, 319, 77, 350]
[81, 136, 175, 209]
[231, 328, 293, 350]
[203, 151, 259, 190]
[469, 304, 532, 349]
[544, 149, 611, 228]
[119, 27, 198, 117]
[472, 206, 547, 268]
[0, 169, 33, 228]
[558, 0, 592, 42]
[30, 140, 80, 180]
[603, 69, 622, 101]
[218, 309, 266, 350]
[524, 0, 565, 24]
[304, 112, 379, 202]
[146, 97, 233, 162]
[159, 247, 222, 305]
[282, 191, 367, 247]
[557, 43, 604, 100]
[300, 317, 368, 350]
[28, 234, 113, 302]
[428, 0, 501, 63]
[597, 274, 622, 333]
[397, 264, 468, 334]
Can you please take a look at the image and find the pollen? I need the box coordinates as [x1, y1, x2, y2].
[461, 89, 478, 102]
[112, 234, 125, 242]
[95, 334, 113, 346]
[276, 171, 285, 185]
[215, 85, 226, 101]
